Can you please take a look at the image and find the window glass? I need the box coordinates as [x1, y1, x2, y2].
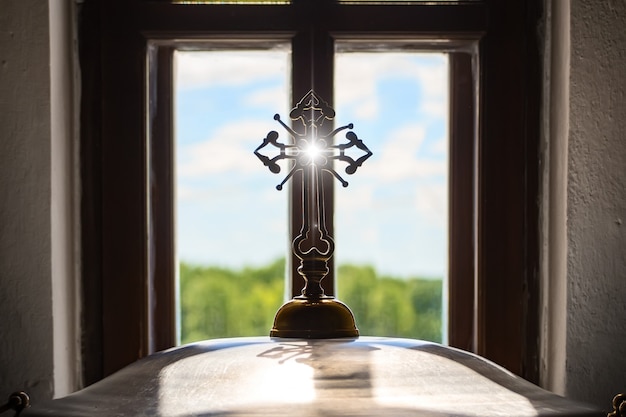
[334, 51, 448, 343]
[175, 49, 290, 343]
[174, 48, 448, 344]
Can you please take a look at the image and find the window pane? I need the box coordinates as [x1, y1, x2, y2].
[334, 51, 448, 343]
[175, 49, 290, 344]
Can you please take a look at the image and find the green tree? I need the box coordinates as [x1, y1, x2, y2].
[338, 264, 443, 342]
[179, 259, 285, 344]
[179, 258, 443, 344]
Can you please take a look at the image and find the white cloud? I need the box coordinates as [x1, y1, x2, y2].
[335, 54, 384, 118]
[177, 181, 285, 210]
[419, 98, 448, 120]
[178, 120, 282, 178]
[354, 99, 378, 119]
[335, 184, 374, 212]
[411, 60, 448, 99]
[335, 52, 448, 120]
[243, 86, 289, 112]
[428, 136, 448, 156]
[414, 182, 447, 223]
[357, 123, 446, 182]
[175, 50, 289, 90]
[333, 126, 447, 233]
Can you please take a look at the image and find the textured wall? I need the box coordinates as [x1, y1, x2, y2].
[0, 0, 55, 401]
[568, 0, 626, 409]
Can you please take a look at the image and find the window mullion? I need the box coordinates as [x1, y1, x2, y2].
[448, 51, 477, 352]
[290, 28, 336, 298]
[147, 45, 177, 353]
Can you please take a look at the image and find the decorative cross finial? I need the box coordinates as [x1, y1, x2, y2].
[255, 90, 372, 191]
[254, 90, 372, 339]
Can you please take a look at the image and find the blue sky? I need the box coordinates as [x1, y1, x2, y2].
[175, 49, 448, 280]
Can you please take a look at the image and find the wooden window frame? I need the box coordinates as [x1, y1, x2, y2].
[79, 0, 542, 385]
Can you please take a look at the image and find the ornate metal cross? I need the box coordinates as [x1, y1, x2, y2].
[254, 90, 372, 338]
[254, 90, 372, 294]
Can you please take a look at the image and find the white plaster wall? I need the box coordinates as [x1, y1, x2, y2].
[49, 0, 80, 398]
[0, 0, 78, 402]
[567, 0, 626, 409]
[0, 0, 56, 401]
[540, 0, 570, 396]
